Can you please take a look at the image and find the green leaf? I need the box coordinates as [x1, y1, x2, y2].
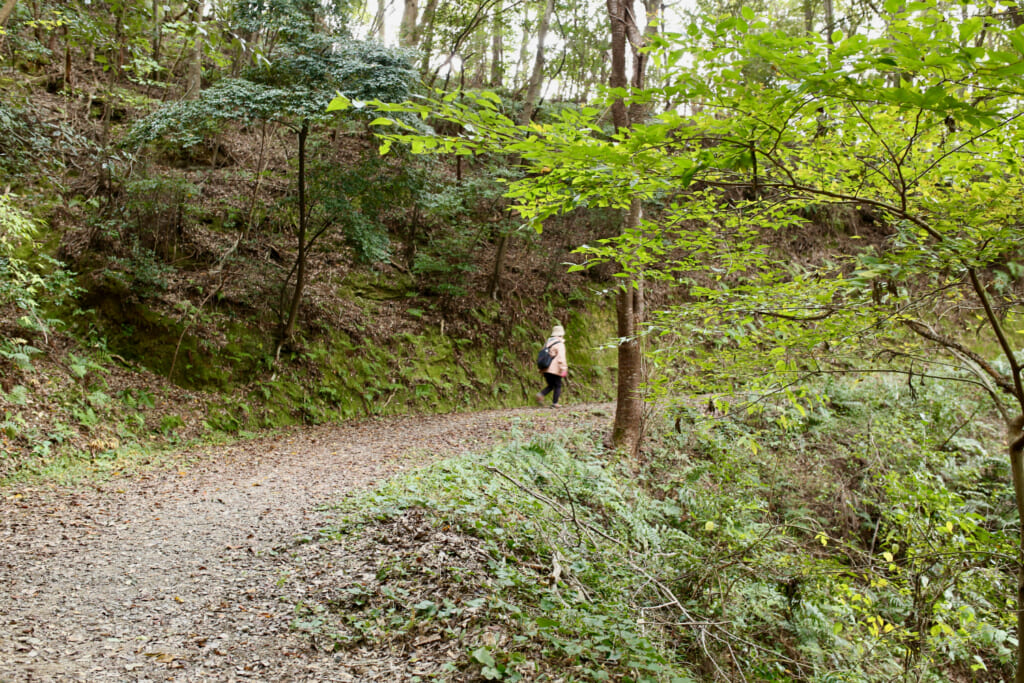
[472, 647, 496, 668]
[958, 17, 984, 44]
[993, 60, 1024, 77]
[1009, 28, 1024, 55]
[368, 117, 393, 126]
[327, 95, 350, 112]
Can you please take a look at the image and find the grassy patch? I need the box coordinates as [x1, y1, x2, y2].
[283, 427, 698, 682]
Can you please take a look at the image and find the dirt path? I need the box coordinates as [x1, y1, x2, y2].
[0, 404, 612, 683]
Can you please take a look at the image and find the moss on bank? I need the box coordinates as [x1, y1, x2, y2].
[202, 299, 618, 433]
[1, 273, 618, 478]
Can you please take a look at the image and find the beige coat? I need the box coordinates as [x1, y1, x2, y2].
[541, 336, 568, 376]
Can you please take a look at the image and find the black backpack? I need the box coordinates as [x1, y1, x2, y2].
[536, 342, 556, 370]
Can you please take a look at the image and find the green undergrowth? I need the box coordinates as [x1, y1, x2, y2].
[284, 375, 1016, 682]
[290, 423, 697, 682]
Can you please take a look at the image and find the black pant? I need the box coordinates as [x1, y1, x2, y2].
[541, 373, 562, 404]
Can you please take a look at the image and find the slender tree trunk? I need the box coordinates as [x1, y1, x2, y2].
[152, 0, 162, 63]
[824, 0, 835, 40]
[513, 20, 530, 93]
[416, 0, 440, 76]
[231, 28, 253, 77]
[1008, 414, 1024, 683]
[488, 230, 509, 299]
[0, 0, 17, 51]
[399, 0, 418, 46]
[606, 0, 646, 456]
[29, 0, 41, 45]
[624, 0, 658, 123]
[490, 1, 504, 87]
[184, 0, 204, 99]
[607, 0, 629, 126]
[963, 266, 1024, 683]
[113, 3, 126, 77]
[0, 0, 17, 27]
[280, 120, 309, 350]
[370, 0, 387, 41]
[468, 24, 488, 88]
[246, 121, 272, 230]
[519, 0, 554, 124]
[611, 198, 645, 454]
[63, 24, 72, 89]
[404, 205, 419, 270]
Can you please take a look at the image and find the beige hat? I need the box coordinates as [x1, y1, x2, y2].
[552, 325, 565, 337]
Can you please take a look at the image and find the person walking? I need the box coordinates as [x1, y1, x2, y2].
[536, 325, 568, 408]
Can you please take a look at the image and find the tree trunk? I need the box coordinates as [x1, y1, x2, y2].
[113, 2, 126, 77]
[370, 0, 387, 41]
[467, 24, 489, 88]
[246, 121, 272, 231]
[399, 0, 419, 46]
[606, 0, 646, 456]
[280, 120, 309, 350]
[184, 0, 204, 99]
[964, 265, 1024, 683]
[519, 0, 554, 124]
[416, 0, 440, 76]
[513, 19, 531, 93]
[1008, 414, 1024, 683]
[63, 24, 72, 89]
[0, 0, 18, 38]
[488, 230, 509, 299]
[490, 1, 504, 87]
[0, 0, 16, 26]
[607, 0, 629, 127]
[612, 198, 645, 455]
[152, 0, 163, 64]
[625, 0, 658, 124]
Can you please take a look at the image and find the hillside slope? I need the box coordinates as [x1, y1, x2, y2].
[1, 61, 621, 474]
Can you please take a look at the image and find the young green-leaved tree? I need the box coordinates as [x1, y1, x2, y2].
[360, 0, 1024, 674]
[599, 5, 1024, 677]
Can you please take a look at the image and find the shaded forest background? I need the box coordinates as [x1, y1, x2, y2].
[0, 0, 904, 469]
[0, 0, 645, 470]
[4, 0, 1024, 680]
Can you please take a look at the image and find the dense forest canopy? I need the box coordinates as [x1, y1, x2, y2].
[3, 0, 1024, 679]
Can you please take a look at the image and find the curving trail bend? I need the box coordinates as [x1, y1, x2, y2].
[0, 405, 612, 682]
